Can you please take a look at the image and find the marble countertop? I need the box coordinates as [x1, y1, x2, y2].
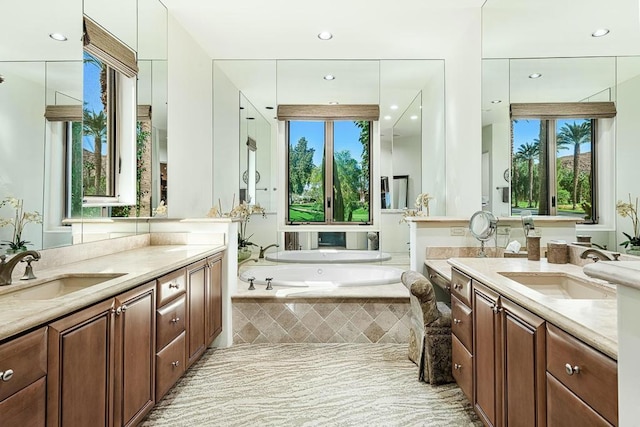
[424, 259, 453, 281]
[584, 261, 640, 290]
[447, 257, 618, 359]
[0, 244, 225, 342]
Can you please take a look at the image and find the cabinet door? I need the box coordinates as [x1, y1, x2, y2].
[48, 299, 115, 427]
[546, 373, 612, 427]
[501, 298, 546, 427]
[0, 376, 46, 426]
[113, 282, 156, 427]
[186, 260, 207, 367]
[206, 255, 223, 346]
[473, 281, 502, 427]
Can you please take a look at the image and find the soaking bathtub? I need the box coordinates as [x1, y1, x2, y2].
[265, 249, 391, 263]
[239, 264, 403, 287]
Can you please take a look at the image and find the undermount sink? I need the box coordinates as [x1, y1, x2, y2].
[11, 273, 126, 300]
[498, 272, 616, 300]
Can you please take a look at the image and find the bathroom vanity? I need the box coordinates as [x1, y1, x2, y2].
[427, 257, 618, 426]
[0, 244, 225, 426]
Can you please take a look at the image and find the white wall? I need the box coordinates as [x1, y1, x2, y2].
[0, 64, 46, 249]
[392, 135, 421, 208]
[212, 64, 240, 212]
[167, 15, 213, 217]
[444, 9, 483, 217]
[422, 68, 447, 216]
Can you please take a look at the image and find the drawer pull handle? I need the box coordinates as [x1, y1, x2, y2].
[453, 319, 461, 324]
[445, 285, 451, 292]
[454, 363, 462, 370]
[169, 283, 179, 289]
[1, 369, 14, 381]
[429, 274, 437, 280]
[453, 283, 462, 290]
[492, 305, 501, 314]
[171, 317, 180, 324]
[171, 361, 180, 368]
[565, 363, 581, 376]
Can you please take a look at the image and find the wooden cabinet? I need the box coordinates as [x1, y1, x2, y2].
[451, 269, 474, 404]
[473, 280, 546, 427]
[0, 327, 48, 426]
[186, 260, 207, 368]
[206, 254, 223, 346]
[546, 324, 617, 425]
[47, 282, 156, 427]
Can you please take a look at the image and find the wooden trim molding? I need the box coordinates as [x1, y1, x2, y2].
[83, 16, 138, 78]
[137, 105, 152, 121]
[510, 102, 616, 119]
[277, 104, 380, 121]
[44, 105, 82, 122]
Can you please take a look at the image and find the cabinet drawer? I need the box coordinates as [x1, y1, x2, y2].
[546, 373, 613, 427]
[0, 327, 47, 401]
[156, 332, 186, 401]
[452, 334, 473, 403]
[451, 295, 472, 351]
[546, 324, 617, 425]
[0, 376, 46, 426]
[425, 265, 450, 292]
[451, 269, 472, 307]
[157, 268, 186, 307]
[157, 295, 186, 351]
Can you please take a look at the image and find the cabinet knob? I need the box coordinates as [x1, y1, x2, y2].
[453, 283, 462, 290]
[445, 285, 451, 292]
[565, 363, 581, 376]
[113, 306, 122, 315]
[492, 304, 501, 314]
[1, 369, 14, 381]
[453, 319, 461, 324]
[454, 363, 462, 370]
[169, 282, 179, 289]
[171, 317, 180, 324]
[171, 361, 180, 368]
[121, 304, 128, 312]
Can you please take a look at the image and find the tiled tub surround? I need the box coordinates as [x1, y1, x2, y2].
[233, 296, 411, 344]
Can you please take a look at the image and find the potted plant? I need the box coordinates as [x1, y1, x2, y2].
[0, 197, 43, 254]
[208, 197, 266, 261]
[616, 193, 640, 255]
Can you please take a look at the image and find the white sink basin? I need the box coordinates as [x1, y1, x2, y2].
[12, 273, 126, 300]
[498, 272, 616, 300]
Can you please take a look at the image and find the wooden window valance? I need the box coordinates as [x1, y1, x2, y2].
[83, 16, 138, 78]
[277, 104, 380, 121]
[44, 105, 82, 122]
[510, 102, 616, 119]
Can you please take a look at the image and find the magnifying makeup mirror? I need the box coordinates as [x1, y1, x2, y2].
[469, 211, 498, 257]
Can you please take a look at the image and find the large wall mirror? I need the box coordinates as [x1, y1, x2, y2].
[0, 0, 167, 252]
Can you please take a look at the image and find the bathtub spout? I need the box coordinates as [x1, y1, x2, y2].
[259, 243, 280, 259]
[238, 257, 258, 274]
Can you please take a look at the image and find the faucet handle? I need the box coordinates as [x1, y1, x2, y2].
[612, 253, 621, 261]
[265, 277, 273, 291]
[247, 276, 256, 291]
[0, 255, 5, 264]
[20, 257, 37, 280]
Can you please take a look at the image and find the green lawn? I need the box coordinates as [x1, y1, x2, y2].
[289, 204, 370, 222]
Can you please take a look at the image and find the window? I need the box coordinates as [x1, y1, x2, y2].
[287, 120, 372, 224]
[511, 118, 597, 221]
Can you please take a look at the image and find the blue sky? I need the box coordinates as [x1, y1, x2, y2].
[83, 52, 107, 154]
[513, 119, 591, 159]
[289, 121, 364, 165]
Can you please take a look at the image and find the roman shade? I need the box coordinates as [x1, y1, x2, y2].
[277, 104, 380, 121]
[44, 105, 82, 122]
[510, 102, 616, 119]
[137, 105, 152, 121]
[83, 16, 138, 78]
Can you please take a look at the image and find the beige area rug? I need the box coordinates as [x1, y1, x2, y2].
[142, 343, 481, 427]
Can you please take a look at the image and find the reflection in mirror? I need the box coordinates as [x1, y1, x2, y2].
[239, 95, 269, 206]
[391, 92, 422, 208]
[392, 175, 409, 209]
[284, 231, 382, 252]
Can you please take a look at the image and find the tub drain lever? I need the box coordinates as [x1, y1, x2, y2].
[247, 276, 256, 291]
[265, 277, 273, 290]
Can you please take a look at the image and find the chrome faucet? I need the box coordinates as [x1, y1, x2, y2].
[579, 248, 620, 263]
[237, 257, 258, 273]
[259, 243, 280, 259]
[0, 250, 41, 286]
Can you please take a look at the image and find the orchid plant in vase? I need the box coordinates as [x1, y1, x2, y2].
[208, 196, 266, 256]
[616, 193, 640, 252]
[0, 197, 43, 253]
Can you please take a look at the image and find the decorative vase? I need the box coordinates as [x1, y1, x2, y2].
[237, 246, 252, 262]
[626, 245, 640, 256]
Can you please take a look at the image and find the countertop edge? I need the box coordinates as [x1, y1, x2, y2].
[584, 261, 640, 291]
[0, 245, 226, 342]
[447, 258, 617, 360]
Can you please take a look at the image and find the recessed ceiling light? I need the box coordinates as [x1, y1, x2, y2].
[0, 75, 4, 84]
[49, 33, 67, 41]
[246, 117, 255, 120]
[390, 105, 398, 110]
[324, 74, 335, 81]
[318, 31, 333, 40]
[529, 73, 542, 79]
[592, 28, 610, 37]
[328, 101, 339, 105]
[491, 100, 502, 104]
[384, 115, 392, 120]
[265, 106, 274, 110]
[410, 115, 418, 120]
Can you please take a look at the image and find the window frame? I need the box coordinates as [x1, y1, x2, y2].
[286, 119, 373, 225]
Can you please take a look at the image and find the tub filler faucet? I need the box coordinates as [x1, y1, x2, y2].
[259, 243, 280, 259]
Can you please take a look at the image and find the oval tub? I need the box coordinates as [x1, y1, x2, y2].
[265, 249, 391, 263]
[239, 264, 403, 287]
